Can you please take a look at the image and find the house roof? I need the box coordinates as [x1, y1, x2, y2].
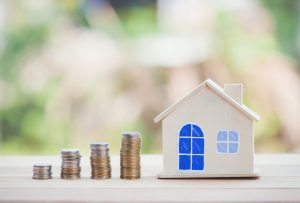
[153, 79, 260, 123]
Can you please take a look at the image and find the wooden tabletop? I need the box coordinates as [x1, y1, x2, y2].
[0, 154, 299, 202]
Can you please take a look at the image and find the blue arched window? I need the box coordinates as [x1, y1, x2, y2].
[178, 124, 204, 171]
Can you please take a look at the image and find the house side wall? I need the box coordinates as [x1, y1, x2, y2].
[162, 86, 254, 175]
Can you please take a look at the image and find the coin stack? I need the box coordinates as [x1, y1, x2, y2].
[61, 149, 81, 179]
[32, 164, 52, 180]
[120, 132, 142, 179]
[90, 142, 111, 179]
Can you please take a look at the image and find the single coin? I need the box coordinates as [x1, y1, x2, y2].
[90, 142, 109, 148]
[33, 163, 52, 168]
[122, 132, 141, 138]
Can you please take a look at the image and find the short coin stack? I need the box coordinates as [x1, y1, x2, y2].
[120, 132, 142, 179]
[90, 142, 111, 179]
[61, 149, 81, 179]
[32, 164, 52, 180]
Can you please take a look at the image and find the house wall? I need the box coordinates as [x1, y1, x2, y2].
[162, 86, 254, 175]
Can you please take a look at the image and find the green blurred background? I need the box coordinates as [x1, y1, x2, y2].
[0, 0, 300, 155]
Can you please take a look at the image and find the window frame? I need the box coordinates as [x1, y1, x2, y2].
[216, 130, 239, 154]
[178, 123, 205, 172]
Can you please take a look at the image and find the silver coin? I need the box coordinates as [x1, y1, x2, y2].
[90, 142, 109, 148]
[91, 148, 109, 152]
[61, 149, 80, 155]
[33, 163, 52, 168]
[122, 132, 141, 138]
[91, 147, 109, 151]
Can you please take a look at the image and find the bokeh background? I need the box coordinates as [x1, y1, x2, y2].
[0, 0, 300, 155]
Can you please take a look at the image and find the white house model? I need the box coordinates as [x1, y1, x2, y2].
[154, 79, 260, 178]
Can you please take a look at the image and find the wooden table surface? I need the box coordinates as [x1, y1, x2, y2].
[0, 154, 299, 202]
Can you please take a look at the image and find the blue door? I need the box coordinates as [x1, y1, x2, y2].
[178, 124, 204, 171]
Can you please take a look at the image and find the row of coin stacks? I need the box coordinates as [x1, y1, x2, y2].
[32, 132, 141, 180]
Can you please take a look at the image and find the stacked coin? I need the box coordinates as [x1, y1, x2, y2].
[61, 149, 81, 179]
[90, 142, 111, 179]
[120, 132, 142, 179]
[32, 164, 52, 179]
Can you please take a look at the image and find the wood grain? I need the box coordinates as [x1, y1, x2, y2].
[0, 154, 299, 202]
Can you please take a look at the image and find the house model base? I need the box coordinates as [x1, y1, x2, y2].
[158, 168, 259, 179]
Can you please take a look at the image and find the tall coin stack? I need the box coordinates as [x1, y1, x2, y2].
[61, 149, 81, 179]
[90, 142, 111, 179]
[32, 164, 52, 180]
[120, 132, 141, 179]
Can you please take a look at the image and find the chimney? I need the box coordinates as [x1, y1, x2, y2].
[224, 84, 243, 104]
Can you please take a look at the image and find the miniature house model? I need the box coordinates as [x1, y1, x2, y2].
[154, 79, 260, 178]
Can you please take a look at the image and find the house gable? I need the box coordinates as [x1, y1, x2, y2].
[154, 79, 260, 123]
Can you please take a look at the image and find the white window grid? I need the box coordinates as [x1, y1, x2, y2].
[216, 131, 239, 154]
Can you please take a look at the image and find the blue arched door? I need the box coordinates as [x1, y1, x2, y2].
[178, 124, 204, 171]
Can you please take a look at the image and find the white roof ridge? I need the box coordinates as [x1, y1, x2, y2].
[153, 79, 260, 123]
